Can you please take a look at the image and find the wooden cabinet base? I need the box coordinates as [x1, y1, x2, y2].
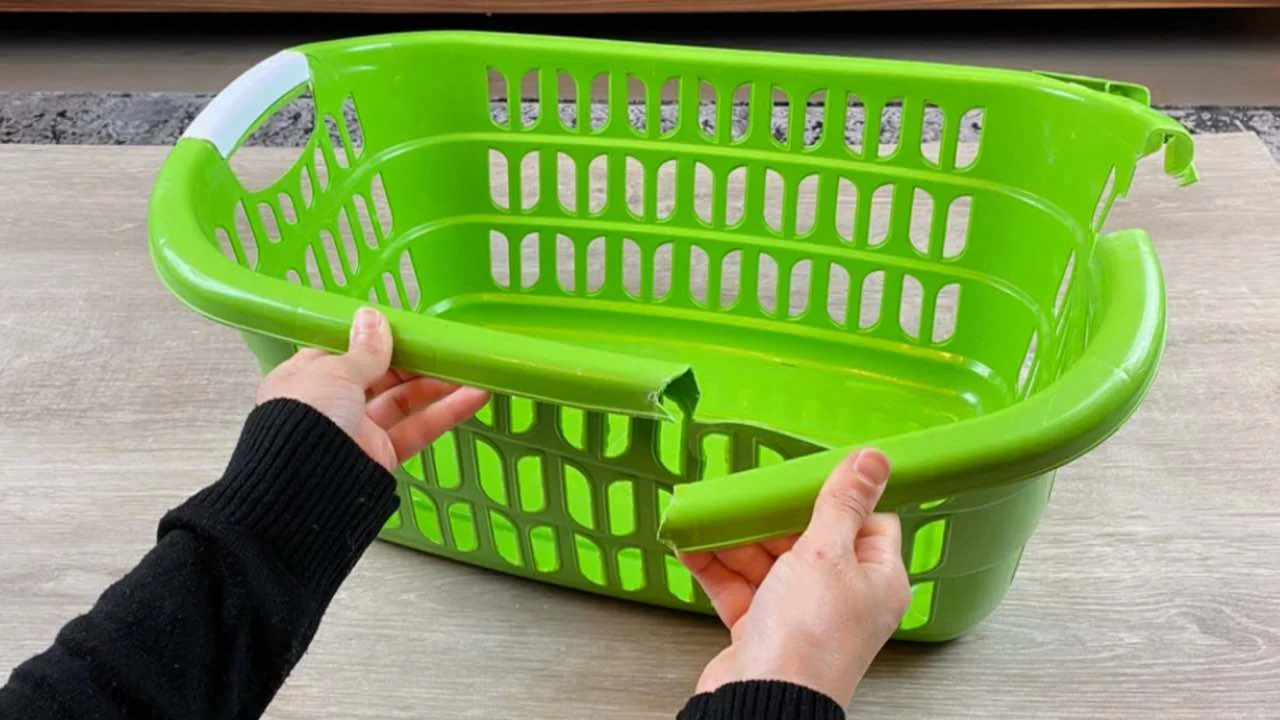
[2, 0, 1274, 11]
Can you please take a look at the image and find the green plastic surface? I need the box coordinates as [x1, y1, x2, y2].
[148, 31, 1194, 641]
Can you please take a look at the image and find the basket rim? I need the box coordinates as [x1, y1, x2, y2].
[150, 31, 1180, 552]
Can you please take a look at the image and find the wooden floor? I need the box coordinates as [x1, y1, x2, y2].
[1, 135, 1279, 717]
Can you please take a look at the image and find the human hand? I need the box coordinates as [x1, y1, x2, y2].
[679, 450, 911, 707]
[255, 307, 490, 471]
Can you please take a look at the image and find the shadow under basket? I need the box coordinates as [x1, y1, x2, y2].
[150, 31, 1194, 641]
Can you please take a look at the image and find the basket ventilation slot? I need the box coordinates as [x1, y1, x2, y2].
[625, 74, 646, 135]
[844, 93, 864, 155]
[909, 189, 933, 255]
[922, 103, 944, 166]
[487, 67, 509, 128]
[803, 91, 825, 149]
[731, 83, 750, 141]
[944, 196, 970, 259]
[770, 86, 788, 147]
[868, 185, 893, 247]
[956, 108, 985, 169]
[521, 69, 540, 128]
[699, 80, 717, 139]
[877, 98, 903, 159]
[588, 155, 608, 214]
[521, 151, 540, 210]
[557, 152, 577, 212]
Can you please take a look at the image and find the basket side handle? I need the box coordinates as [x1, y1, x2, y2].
[150, 177, 699, 421]
[658, 228, 1166, 552]
[1034, 70, 1198, 187]
[157, 51, 700, 422]
[183, 50, 312, 157]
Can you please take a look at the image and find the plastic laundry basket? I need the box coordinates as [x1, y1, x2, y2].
[149, 32, 1195, 642]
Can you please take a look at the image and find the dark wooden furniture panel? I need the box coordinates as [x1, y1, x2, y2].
[3, 0, 1276, 12]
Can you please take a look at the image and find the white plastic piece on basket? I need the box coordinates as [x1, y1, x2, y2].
[183, 50, 312, 158]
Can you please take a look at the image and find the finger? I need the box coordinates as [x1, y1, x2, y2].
[761, 534, 799, 558]
[355, 420, 397, 472]
[336, 307, 393, 387]
[855, 513, 904, 569]
[679, 552, 754, 629]
[386, 387, 490, 462]
[714, 544, 776, 589]
[365, 368, 415, 400]
[366, 376, 461, 429]
[798, 449, 892, 554]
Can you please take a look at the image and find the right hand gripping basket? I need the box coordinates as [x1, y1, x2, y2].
[149, 32, 1196, 641]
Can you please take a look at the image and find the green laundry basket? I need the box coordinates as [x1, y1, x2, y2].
[148, 31, 1195, 642]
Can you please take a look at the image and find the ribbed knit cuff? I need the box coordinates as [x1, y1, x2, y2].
[677, 681, 845, 720]
[161, 399, 398, 604]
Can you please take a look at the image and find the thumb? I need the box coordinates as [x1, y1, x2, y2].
[797, 449, 892, 555]
[338, 307, 393, 386]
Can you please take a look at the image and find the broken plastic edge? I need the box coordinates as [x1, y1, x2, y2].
[657, 366, 702, 421]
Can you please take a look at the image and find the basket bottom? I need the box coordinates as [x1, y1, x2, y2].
[435, 294, 1001, 446]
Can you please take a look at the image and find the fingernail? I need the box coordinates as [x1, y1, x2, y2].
[852, 449, 891, 485]
[352, 307, 382, 340]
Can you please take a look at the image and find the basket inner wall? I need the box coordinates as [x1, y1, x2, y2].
[288, 41, 1114, 447]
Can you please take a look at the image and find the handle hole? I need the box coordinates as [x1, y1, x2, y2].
[226, 91, 315, 192]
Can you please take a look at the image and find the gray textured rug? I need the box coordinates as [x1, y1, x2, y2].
[1, 91, 1277, 162]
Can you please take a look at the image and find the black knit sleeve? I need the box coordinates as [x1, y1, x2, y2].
[677, 681, 846, 720]
[0, 399, 398, 720]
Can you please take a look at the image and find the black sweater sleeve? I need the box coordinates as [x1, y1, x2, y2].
[677, 681, 845, 720]
[0, 399, 399, 720]
[1, 399, 845, 720]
